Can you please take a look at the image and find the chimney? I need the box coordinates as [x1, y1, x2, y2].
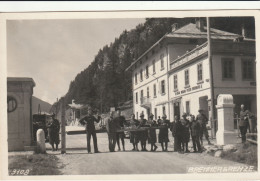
[171, 23, 178, 32]
[195, 18, 205, 32]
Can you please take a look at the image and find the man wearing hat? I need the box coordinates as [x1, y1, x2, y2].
[196, 109, 211, 145]
[129, 114, 140, 151]
[138, 112, 148, 151]
[170, 115, 183, 153]
[180, 113, 191, 153]
[114, 109, 127, 151]
[46, 113, 60, 151]
[79, 107, 101, 154]
[147, 113, 158, 151]
[158, 114, 170, 151]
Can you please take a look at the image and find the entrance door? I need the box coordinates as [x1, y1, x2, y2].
[174, 102, 180, 117]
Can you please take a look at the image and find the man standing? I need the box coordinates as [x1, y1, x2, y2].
[170, 115, 183, 153]
[147, 113, 158, 152]
[129, 114, 140, 151]
[138, 113, 148, 151]
[196, 109, 211, 145]
[47, 113, 60, 151]
[180, 113, 190, 153]
[105, 111, 117, 152]
[114, 109, 127, 151]
[239, 104, 249, 143]
[79, 107, 101, 154]
[158, 114, 170, 151]
[190, 115, 202, 153]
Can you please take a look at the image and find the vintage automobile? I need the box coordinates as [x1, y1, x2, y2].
[32, 112, 52, 142]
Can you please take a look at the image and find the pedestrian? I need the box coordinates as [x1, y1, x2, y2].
[105, 111, 117, 152]
[46, 113, 60, 151]
[239, 104, 249, 143]
[147, 113, 158, 152]
[129, 114, 140, 151]
[138, 112, 148, 151]
[196, 109, 211, 146]
[180, 113, 190, 153]
[190, 115, 202, 153]
[170, 115, 183, 153]
[158, 114, 170, 151]
[79, 107, 101, 154]
[114, 109, 127, 151]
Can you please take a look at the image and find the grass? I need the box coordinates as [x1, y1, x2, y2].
[221, 142, 257, 169]
[9, 154, 64, 175]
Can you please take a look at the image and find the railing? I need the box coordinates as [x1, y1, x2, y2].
[140, 96, 151, 109]
[170, 42, 208, 70]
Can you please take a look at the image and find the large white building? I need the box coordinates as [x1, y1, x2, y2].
[126, 19, 256, 127]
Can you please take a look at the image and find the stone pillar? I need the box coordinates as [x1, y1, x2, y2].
[36, 129, 46, 153]
[216, 94, 236, 145]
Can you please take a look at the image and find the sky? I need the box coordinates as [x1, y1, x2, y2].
[7, 18, 145, 104]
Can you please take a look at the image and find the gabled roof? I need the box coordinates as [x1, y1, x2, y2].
[167, 23, 240, 40]
[125, 23, 242, 71]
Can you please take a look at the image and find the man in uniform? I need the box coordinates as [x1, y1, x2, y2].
[180, 113, 190, 153]
[105, 111, 117, 152]
[79, 107, 101, 154]
[138, 112, 148, 151]
[170, 115, 183, 153]
[114, 109, 127, 151]
[129, 114, 140, 151]
[147, 113, 158, 152]
[239, 104, 249, 143]
[46, 113, 60, 151]
[196, 109, 211, 145]
[158, 114, 170, 151]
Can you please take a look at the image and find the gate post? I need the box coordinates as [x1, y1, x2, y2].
[60, 97, 66, 154]
[216, 94, 237, 145]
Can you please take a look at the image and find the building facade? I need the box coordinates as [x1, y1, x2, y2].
[126, 20, 256, 125]
[7, 77, 35, 151]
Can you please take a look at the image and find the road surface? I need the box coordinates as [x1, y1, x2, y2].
[46, 128, 248, 175]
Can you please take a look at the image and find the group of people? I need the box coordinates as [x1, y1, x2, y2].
[104, 108, 212, 154]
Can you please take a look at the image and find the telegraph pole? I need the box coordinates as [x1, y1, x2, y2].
[60, 97, 66, 154]
[207, 17, 215, 138]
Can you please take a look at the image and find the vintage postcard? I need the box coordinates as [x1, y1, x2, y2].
[0, 7, 259, 180]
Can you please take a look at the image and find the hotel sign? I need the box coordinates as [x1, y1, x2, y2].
[175, 84, 202, 96]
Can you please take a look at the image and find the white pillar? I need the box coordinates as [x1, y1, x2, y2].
[216, 94, 237, 145]
[36, 129, 46, 153]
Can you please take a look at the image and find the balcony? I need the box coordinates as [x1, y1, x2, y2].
[140, 96, 151, 109]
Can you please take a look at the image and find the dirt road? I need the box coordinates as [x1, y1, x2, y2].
[46, 132, 248, 175]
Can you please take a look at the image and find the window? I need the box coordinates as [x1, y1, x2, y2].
[154, 108, 157, 120]
[135, 73, 138, 84]
[173, 74, 178, 90]
[160, 54, 164, 70]
[147, 87, 149, 98]
[161, 80, 165, 94]
[140, 69, 143, 81]
[222, 58, 235, 79]
[153, 60, 156, 73]
[197, 63, 203, 81]
[186, 101, 190, 114]
[7, 96, 17, 113]
[135, 92, 138, 104]
[184, 69, 189, 86]
[153, 84, 157, 97]
[140, 90, 143, 104]
[162, 106, 166, 115]
[242, 59, 254, 80]
[146, 65, 149, 78]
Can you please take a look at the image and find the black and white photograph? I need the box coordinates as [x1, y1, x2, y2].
[0, 4, 259, 180]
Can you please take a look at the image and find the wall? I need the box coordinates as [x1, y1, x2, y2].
[7, 78, 35, 151]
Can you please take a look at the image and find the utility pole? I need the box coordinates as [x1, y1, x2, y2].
[207, 17, 215, 138]
[60, 97, 66, 154]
